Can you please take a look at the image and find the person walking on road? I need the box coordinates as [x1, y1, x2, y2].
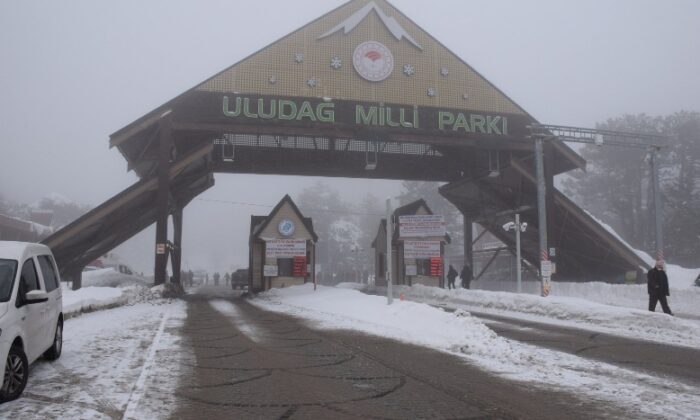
[647, 260, 673, 315]
[460, 264, 472, 289]
[447, 265, 458, 290]
[214, 272, 220, 286]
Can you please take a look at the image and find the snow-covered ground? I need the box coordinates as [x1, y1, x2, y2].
[1, 266, 184, 419]
[251, 283, 700, 419]
[81, 267, 149, 288]
[382, 283, 700, 349]
[0, 300, 185, 419]
[62, 268, 162, 318]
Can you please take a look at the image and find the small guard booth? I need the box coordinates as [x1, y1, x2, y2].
[372, 199, 449, 288]
[249, 195, 317, 292]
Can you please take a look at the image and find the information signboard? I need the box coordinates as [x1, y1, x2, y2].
[263, 265, 278, 277]
[265, 239, 306, 258]
[403, 241, 441, 259]
[405, 265, 417, 276]
[398, 215, 445, 237]
[541, 260, 552, 277]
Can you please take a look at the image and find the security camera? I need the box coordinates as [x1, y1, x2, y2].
[503, 222, 515, 231]
[520, 222, 528, 232]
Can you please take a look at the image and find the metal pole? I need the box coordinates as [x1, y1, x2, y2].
[535, 138, 550, 296]
[515, 213, 522, 293]
[386, 198, 393, 305]
[650, 147, 664, 261]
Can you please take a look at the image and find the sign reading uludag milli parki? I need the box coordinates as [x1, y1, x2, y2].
[220, 95, 512, 136]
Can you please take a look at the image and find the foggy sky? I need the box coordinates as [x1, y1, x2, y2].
[1, 0, 699, 273]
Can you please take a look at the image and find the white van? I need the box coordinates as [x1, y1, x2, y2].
[0, 241, 63, 403]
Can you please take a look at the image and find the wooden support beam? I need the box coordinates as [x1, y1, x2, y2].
[154, 114, 172, 285]
[463, 213, 473, 276]
[474, 249, 502, 281]
[172, 207, 183, 287]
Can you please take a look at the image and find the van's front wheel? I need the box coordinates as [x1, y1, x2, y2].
[0, 345, 28, 403]
[44, 319, 63, 361]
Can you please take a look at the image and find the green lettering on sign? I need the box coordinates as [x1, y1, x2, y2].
[438, 112, 454, 130]
[278, 100, 297, 120]
[356, 106, 378, 125]
[296, 101, 316, 121]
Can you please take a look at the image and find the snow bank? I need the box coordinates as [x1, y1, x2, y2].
[62, 286, 126, 317]
[251, 284, 700, 419]
[388, 284, 700, 349]
[335, 281, 367, 290]
[469, 276, 700, 317]
[665, 264, 700, 289]
[82, 267, 149, 288]
[62, 283, 170, 318]
[549, 279, 700, 317]
[253, 283, 497, 351]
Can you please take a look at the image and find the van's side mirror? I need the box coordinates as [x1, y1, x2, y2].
[25, 290, 49, 304]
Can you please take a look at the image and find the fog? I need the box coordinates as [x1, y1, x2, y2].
[1, 0, 699, 274]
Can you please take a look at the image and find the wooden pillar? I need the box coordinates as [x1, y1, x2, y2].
[172, 207, 183, 286]
[154, 115, 172, 285]
[66, 268, 82, 291]
[463, 213, 473, 274]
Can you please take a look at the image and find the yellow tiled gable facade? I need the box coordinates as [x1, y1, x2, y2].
[197, 0, 526, 116]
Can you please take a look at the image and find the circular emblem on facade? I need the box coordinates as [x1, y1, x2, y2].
[278, 219, 296, 236]
[353, 41, 394, 82]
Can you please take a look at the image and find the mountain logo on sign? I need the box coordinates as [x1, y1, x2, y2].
[318, 1, 423, 50]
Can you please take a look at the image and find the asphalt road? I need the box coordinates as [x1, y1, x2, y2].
[171, 291, 629, 419]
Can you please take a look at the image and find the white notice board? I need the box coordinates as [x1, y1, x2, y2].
[398, 215, 445, 237]
[403, 241, 441, 258]
[265, 239, 306, 258]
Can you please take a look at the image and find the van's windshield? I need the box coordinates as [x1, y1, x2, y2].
[0, 259, 18, 302]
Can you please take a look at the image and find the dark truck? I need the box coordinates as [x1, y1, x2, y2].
[231, 269, 249, 290]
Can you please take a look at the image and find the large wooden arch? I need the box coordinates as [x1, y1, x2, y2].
[43, 0, 648, 288]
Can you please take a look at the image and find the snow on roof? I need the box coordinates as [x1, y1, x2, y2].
[29, 221, 54, 236]
[582, 208, 655, 266]
[577, 209, 699, 288]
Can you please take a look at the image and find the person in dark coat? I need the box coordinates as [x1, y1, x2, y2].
[447, 265, 458, 290]
[647, 260, 673, 315]
[460, 264, 473, 289]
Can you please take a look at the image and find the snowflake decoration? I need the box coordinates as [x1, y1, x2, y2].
[330, 56, 342, 69]
[294, 53, 304, 63]
[440, 67, 449, 77]
[427, 87, 436, 97]
[307, 78, 318, 87]
[269, 76, 277, 85]
[403, 64, 415, 76]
